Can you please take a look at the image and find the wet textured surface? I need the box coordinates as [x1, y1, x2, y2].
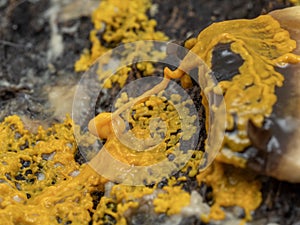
[1, 0, 300, 225]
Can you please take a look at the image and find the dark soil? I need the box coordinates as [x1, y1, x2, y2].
[152, 0, 293, 40]
[0, 0, 92, 121]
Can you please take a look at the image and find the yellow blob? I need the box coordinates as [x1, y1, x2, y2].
[153, 186, 191, 215]
[180, 74, 193, 88]
[88, 112, 125, 140]
[197, 162, 262, 222]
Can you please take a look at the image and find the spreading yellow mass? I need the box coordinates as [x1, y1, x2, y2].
[89, 93, 197, 166]
[165, 15, 300, 162]
[0, 115, 106, 225]
[75, 0, 168, 88]
[3, 1, 300, 224]
[197, 162, 262, 222]
[88, 13, 300, 223]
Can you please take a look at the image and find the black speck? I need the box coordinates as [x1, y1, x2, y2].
[104, 214, 117, 224]
[20, 159, 31, 168]
[25, 169, 33, 176]
[157, 177, 168, 189]
[5, 173, 12, 181]
[15, 174, 26, 180]
[56, 216, 62, 224]
[20, 140, 29, 150]
[91, 191, 104, 209]
[28, 178, 35, 184]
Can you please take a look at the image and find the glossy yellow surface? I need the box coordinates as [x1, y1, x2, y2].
[89, 94, 197, 166]
[168, 15, 300, 161]
[4, 3, 300, 224]
[0, 115, 106, 225]
[87, 14, 300, 224]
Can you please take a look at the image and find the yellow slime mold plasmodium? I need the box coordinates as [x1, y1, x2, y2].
[3, 10, 298, 225]
[86, 15, 300, 223]
[75, 0, 168, 88]
[197, 162, 262, 222]
[89, 94, 197, 167]
[0, 115, 106, 225]
[166, 15, 300, 162]
[153, 185, 190, 215]
[93, 185, 154, 225]
[163, 14, 300, 222]
[88, 14, 300, 223]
